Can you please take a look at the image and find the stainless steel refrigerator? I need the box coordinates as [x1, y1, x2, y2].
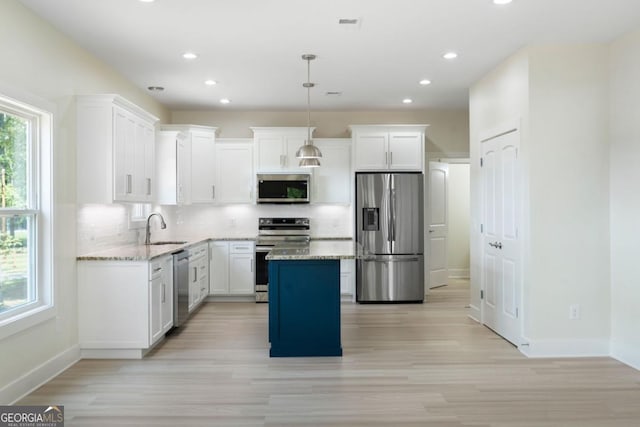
[356, 172, 424, 302]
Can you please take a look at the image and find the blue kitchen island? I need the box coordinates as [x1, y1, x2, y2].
[266, 240, 355, 357]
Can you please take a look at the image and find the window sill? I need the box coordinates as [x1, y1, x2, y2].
[0, 304, 57, 341]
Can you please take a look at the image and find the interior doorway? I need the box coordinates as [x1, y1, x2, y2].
[426, 158, 470, 290]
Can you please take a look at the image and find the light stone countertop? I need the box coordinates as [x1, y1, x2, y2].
[266, 240, 357, 260]
[77, 236, 256, 261]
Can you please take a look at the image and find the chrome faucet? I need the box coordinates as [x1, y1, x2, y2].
[145, 212, 167, 245]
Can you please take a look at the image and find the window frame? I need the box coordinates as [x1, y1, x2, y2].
[0, 89, 54, 340]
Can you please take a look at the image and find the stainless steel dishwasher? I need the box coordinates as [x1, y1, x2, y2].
[172, 250, 190, 327]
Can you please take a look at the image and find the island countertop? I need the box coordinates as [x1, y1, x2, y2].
[266, 240, 356, 260]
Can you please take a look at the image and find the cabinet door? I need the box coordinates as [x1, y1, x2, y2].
[150, 269, 163, 345]
[229, 253, 254, 295]
[256, 136, 285, 171]
[284, 135, 306, 170]
[215, 143, 254, 203]
[191, 132, 216, 203]
[141, 123, 155, 202]
[177, 137, 191, 205]
[312, 139, 351, 204]
[113, 107, 136, 201]
[198, 257, 208, 303]
[340, 259, 355, 296]
[133, 120, 154, 201]
[209, 242, 230, 294]
[388, 132, 423, 171]
[354, 132, 389, 170]
[161, 257, 173, 333]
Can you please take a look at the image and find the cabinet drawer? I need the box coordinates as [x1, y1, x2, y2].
[150, 260, 164, 277]
[230, 242, 254, 254]
[189, 243, 208, 258]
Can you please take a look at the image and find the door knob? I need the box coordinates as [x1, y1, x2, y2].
[489, 241, 503, 249]
[429, 230, 434, 233]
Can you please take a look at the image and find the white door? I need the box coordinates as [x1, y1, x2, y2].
[428, 161, 449, 289]
[481, 130, 521, 345]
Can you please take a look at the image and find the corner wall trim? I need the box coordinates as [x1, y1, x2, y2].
[1, 345, 80, 404]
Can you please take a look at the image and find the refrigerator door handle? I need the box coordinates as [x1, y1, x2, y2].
[390, 187, 397, 244]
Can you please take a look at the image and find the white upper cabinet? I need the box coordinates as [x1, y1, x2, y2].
[311, 138, 352, 204]
[155, 130, 190, 205]
[156, 125, 218, 205]
[252, 127, 315, 172]
[215, 139, 254, 204]
[77, 94, 159, 204]
[350, 125, 427, 172]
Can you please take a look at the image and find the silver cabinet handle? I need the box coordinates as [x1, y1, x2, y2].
[126, 174, 132, 194]
[390, 151, 393, 165]
[385, 152, 388, 165]
[212, 185, 216, 200]
[193, 266, 198, 281]
[162, 282, 165, 303]
[153, 267, 162, 273]
[147, 178, 151, 196]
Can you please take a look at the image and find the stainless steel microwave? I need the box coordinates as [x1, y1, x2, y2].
[256, 174, 310, 204]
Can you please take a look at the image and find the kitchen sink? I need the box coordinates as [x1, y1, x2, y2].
[147, 241, 188, 246]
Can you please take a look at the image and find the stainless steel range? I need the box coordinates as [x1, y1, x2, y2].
[255, 217, 310, 303]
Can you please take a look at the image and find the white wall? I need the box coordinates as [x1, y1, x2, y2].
[446, 163, 470, 278]
[609, 28, 640, 370]
[526, 45, 610, 353]
[469, 44, 611, 356]
[0, 0, 168, 403]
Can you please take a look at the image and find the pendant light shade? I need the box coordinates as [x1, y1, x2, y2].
[296, 54, 322, 166]
[299, 157, 321, 168]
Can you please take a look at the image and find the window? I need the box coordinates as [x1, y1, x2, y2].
[128, 203, 152, 230]
[0, 91, 53, 336]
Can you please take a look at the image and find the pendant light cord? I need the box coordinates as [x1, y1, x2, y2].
[307, 57, 311, 145]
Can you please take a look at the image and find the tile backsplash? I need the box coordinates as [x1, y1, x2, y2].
[77, 203, 353, 255]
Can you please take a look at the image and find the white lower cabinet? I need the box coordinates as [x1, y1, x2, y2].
[78, 255, 173, 359]
[209, 241, 255, 296]
[189, 243, 209, 312]
[340, 259, 355, 297]
[150, 256, 174, 345]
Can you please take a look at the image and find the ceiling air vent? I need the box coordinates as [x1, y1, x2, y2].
[337, 18, 361, 29]
[326, 91, 343, 96]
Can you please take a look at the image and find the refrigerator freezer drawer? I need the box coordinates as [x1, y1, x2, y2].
[356, 255, 424, 302]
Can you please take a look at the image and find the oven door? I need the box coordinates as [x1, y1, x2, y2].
[255, 246, 271, 303]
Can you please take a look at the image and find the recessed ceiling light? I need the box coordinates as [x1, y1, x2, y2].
[419, 79, 432, 86]
[443, 52, 458, 60]
[147, 86, 164, 92]
[139, 0, 155, 3]
[402, 98, 413, 104]
[182, 52, 198, 60]
[493, 0, 513, 4]
[220, 98, 231, 104]
[204, 80, 217, 86]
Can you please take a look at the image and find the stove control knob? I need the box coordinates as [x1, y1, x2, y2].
[295, 219, 302, 224]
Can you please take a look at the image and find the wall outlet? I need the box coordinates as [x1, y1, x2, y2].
[569, 304, 580, 320]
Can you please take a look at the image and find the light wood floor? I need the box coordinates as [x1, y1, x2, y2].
[19, 279, 640, 426]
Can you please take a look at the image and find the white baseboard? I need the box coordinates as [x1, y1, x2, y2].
[448, 268, 470, 279]
[518, 338, 610, 358]
[468, 304, 481, 323]
[1, 344, 80, 404]
[611, 341, 640, 371]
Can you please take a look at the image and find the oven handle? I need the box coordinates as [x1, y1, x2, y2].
[255, 246, 273, 252]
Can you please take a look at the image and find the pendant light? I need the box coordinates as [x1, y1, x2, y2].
[296, 54, 322, 167]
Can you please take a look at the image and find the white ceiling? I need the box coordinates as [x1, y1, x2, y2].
[19, 0, 640, 111]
